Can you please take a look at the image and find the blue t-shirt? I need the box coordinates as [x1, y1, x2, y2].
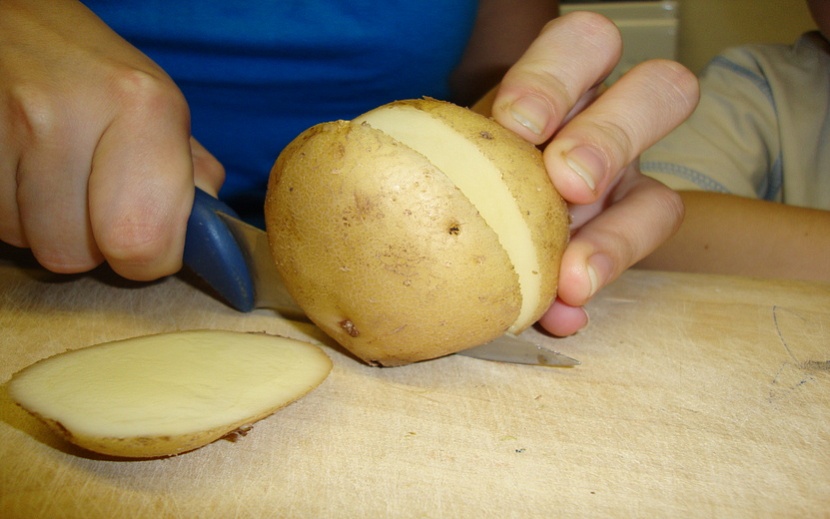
[85, 1, 478, 221]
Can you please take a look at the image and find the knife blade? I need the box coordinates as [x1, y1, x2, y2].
[463, 334, 580, 367]
[183, 188, 579, 367]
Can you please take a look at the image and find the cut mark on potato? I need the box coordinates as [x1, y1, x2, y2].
[8, 330, 332, 458]
[355, 106, 541, 331]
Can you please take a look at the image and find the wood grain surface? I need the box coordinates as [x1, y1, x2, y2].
[1, 246, 828, 518]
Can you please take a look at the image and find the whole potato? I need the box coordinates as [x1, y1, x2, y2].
[266, 98, 568, 366]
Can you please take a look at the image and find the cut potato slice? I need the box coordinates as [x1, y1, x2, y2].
[8, 330, 332, 458]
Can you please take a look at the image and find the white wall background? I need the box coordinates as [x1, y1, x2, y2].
[562, 0, 816, 74]
[676, 0, 816, 72]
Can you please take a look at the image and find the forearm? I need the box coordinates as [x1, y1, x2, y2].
[638, 191, 830, 282]
[451, 0, 559, 107]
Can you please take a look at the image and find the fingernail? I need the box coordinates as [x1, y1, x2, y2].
[565, 146, 605, 192]
[586, 263, 599, 298]
[509, 96, 549, 136]
[577, 308, 590, 333]
[585, 253, 612, 300]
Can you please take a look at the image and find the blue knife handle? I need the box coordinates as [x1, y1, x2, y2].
[183, 187, 255, 312]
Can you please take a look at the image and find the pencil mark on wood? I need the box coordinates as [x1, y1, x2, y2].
[802, 360, 830, 372]
[772, 305, 798, 362]
[768, 306, 828, 403]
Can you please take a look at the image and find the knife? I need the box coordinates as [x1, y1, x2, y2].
[183, 188, 579, 367]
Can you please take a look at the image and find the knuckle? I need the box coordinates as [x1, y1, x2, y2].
[0, 199, 25, 247]
[603, 178, 684, 268]
[523, 13, 623, 115]
[633, 60, 700, 115]
[0, 225, 27, 248]
[8, 85, 68, 145]
[557, 11, 622, 49]
[593, 118, 636, 167]
[649, 59, 698, 90]
[33, 249, 102, 275]
[98, 203, 187, 279]
[103, 220, 169, 264]
[0, 188, 24, 247]
[635, 175, 686, 244]
[192, 149, 226, 187]
[23, 226, 103, 274]
[108, 68, 189, 122]
[527, 70, 574, 112]
[658, 183, 685, 233]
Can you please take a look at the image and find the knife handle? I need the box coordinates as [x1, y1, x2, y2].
[183, 188, 255, 312]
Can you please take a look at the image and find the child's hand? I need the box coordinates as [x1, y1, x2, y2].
[491, 12, 700, 335]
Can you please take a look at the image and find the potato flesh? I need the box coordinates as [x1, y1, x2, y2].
[355, 106, 542, 331]
[266, 98, 567, 365]
[9, 330, 332, 457]
[267, 121, 521, 365]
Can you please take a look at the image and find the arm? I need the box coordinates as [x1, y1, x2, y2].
[450, 0, 559, 107]
[638, 191, 830, 282]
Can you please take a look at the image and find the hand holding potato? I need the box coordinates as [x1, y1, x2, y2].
[489, 12, 699, 336]
[266, 99, 569, 365]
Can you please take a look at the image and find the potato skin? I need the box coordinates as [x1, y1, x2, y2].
[31, 414, 249, 459]
[266, 120, 522, 365]
[266, 98, 568, 366]
[394, 98, 569, 330]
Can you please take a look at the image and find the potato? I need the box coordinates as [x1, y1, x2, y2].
[8, 330, 332, 458]
[266, 98, 568, 366]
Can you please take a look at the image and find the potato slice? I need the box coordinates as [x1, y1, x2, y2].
[8, 330, 332, 458]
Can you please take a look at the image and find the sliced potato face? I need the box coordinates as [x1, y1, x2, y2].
[266, 97, 568, 366]
[267, 121, 521, 365]
[9, 330, 332, 458]
[355, 102, 553, 332]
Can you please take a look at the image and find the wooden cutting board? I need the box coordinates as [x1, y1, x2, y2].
[1, 246, 828, 518]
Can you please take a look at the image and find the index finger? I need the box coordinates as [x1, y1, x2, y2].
[543, 59, 699, 205]
[490, 11, 623, 144]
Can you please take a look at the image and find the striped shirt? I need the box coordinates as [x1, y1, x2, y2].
[641, 32, 830, 210]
